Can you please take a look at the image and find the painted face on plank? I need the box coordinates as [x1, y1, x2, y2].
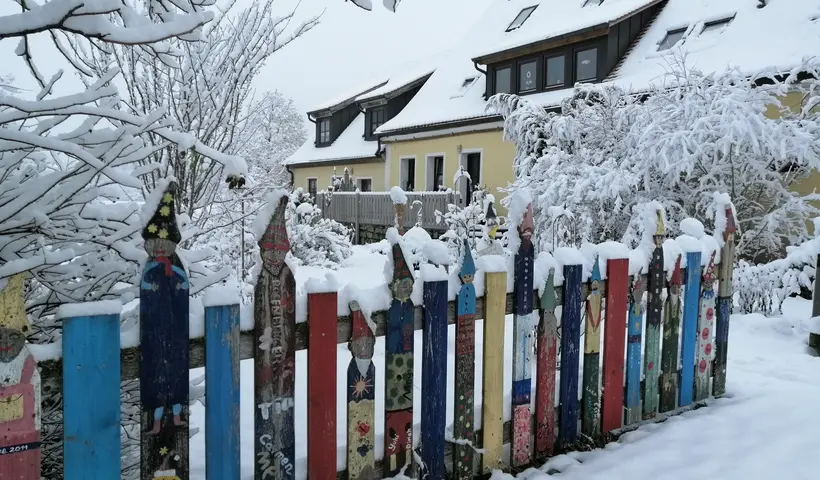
[0, 327, 25, 363]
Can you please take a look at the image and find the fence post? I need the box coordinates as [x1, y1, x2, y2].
[535, 269, 558, 459]
[660, 256, 682, 413]
[581, 256, 603, 440]
[354, 191, 361, 244]
[254, 194, 297, 479]
[139, 182, 190, 480]
[680, 251, 701, 407]
[453, 239, 477, 479]
[811, 255, 820, 353]
[420, 274, 448, 478]
[601, 258, 629, 434]
[481, 270, 506, 473]
[714, 205, 738, 397]
[307, 291, 338, 479]
[0, 273, 41, 479]
[695, 253, 717, 401]
[346, 302, 376, 479]
[558, 263, 582, 449]
[204, 302, 241, 480]
[643, 210, 664, 419]
[625, 274, 644, 425]
[61, 302, 121, 480]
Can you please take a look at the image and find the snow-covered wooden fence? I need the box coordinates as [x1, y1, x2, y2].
[318, 191, 455, 233]
[3, 188, 741, 479]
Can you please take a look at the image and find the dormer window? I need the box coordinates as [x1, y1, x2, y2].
[701, 16, 734, 35]
[506, 5, 537, 32]
[318, 118, 330, 144]
[575, 47, 598, 82]
[368, 107, 385, 137]
[658, 28, 687, 51]
[495, 66, 512, 94]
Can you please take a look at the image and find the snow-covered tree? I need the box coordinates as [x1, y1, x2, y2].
[491, 57, 820, 260]
[286, 188, 353, 269]
[0, 0, 247, 325]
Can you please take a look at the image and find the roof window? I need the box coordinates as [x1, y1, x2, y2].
[506, 5, 537, 32]
[658, 28, 687, 51]
[701, 16, 734, 35]
[583, 0, 605, 6]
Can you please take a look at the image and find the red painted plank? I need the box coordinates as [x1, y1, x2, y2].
[601, 258, 629, 434]
[307, 292, 338, 479]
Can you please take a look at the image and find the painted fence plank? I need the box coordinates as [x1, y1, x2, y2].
[714, 206, 737, 397]
[581, 257, 603, 440]
[625, 274, 645, 425]
[0, 274, 41, 480]
[512, 204, 536, 467]
[421, 280, 448, 479]
[558, 264, 582, 449]
[679, 251, 701, 407]
[660, 257, 682, 413]
[308, 293, 338, 479]
[481, 271, 506, 473]
[643, 212, 665, 419]
[140, 183, 190, 480]
[347, 302, 376, 480]
[205, 304, 241, 480]
[534, 269, 558, 460]
[695, 254, 717, 401]
[601, 259, 628, 434]
[254, 195, 297, 480]
[453, 240, 477, 479]
[384, 239, 415, 478]
[63, 311, 120, 479]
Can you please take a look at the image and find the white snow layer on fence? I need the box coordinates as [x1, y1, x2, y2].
[55, 300, 123, 320]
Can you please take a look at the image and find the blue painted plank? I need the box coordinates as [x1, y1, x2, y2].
[63, 313, 121, 480]
[453, 239, 477, 479]
[421, 280, 448, 479]
[558, 264, 582, 448]
[680, 251, 701, 407]
[205, 304, 241, 480]
[625, 275, 644, 425]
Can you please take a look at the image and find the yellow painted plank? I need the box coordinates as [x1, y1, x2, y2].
[481, 271, 506, 473]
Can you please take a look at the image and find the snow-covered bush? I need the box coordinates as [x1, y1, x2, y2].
[285, 188, 353, 269]
[490, 56, 820, 260]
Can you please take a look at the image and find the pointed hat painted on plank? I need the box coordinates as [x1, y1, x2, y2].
[670, 255, 682, 286]
[459, 238, 476, 281]
[142, 182, 182, 244]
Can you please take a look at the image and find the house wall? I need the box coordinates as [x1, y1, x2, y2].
[290, 159, 386, 192]
[384, 128, 517, 215]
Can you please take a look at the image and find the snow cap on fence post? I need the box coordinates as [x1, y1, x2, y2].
[506, 188, 534, 254]
[709, 192, 739, 248]
[391, 186, 407, 234]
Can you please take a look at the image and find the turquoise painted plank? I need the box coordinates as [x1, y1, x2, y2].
[421, 280, 448, 479]
[680, 251, 701, 407]
[625, 275, 644, 425]
[205, 304, 241, 480]
[63, 313, 121, 480]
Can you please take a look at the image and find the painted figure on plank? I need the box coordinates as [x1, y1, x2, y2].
[453, 238, 476, 478]
[347, 302, 376, 480]
[695, 251, 717, 400]
[254, 195, 296, 480]
[0, 274, 41, 479]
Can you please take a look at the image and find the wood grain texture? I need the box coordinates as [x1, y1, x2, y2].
[139, 183, 190, 480]
[254, 196, 296, 480]
[643, 242, 664, 419]
[453, 240, 477, 479]
[421, 280, 448, 479]
[511, 204, 536, 467]
[660, 257, 682, 413]
[695, 254, 717, 402]
[534, 270, 558, 460]
[581, 258, 603, 440]
[384, 242, 415, 478]
[601, 259, 628, 434]
[205, 304, 241, 480]
[346, 303, 376, 480]
[713, 207, 736, 398]
[625, 275, 645, 425]
[0, 274, 41, 480]
[558, 264, 582, 449]
[63, 313, 120, 480]
[679, 251, 701, 408]
[481, 271, 506, 473]
[307, 293, 338, 480]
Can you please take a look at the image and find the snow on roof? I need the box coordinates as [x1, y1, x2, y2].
[470, 0, 661, 61]
[308, 77, 387, 114]
[285, 113, 377, 166]
[380, 0, 820, 134]
[356, 54, 443, 103]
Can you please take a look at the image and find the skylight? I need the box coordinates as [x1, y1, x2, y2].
[506, 5, 537, 32]
[583, 0, 605, 6]
[701, 16, 735, 35]
[658, 28, 687, 51]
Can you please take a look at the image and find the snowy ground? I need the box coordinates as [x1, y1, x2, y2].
[187, 293, 820, 479]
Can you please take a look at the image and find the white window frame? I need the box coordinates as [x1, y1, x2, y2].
[458, 148, 484, 207]
[425, 153, 446, 191]
[399, 156, 416, 192]
[356, 177, 373, 192]
[307, 177, 318, 196]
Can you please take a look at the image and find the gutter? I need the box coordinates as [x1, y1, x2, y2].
[286, 164, 295, 190]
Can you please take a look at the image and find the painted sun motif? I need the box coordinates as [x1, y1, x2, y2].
[351, 374, 372, 400]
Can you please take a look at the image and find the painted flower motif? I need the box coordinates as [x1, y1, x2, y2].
[148, 224, 158, 233]
[160, 205, 171, 216]
[699, 359, 707, 373]
[162, 193, 173, 203]
[159, 446, 168, 455]
[158, 228, 168, 239]
[259, 327, 273, 352]
[705, 343, 712, 356]
[702, 327, 710, 340]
